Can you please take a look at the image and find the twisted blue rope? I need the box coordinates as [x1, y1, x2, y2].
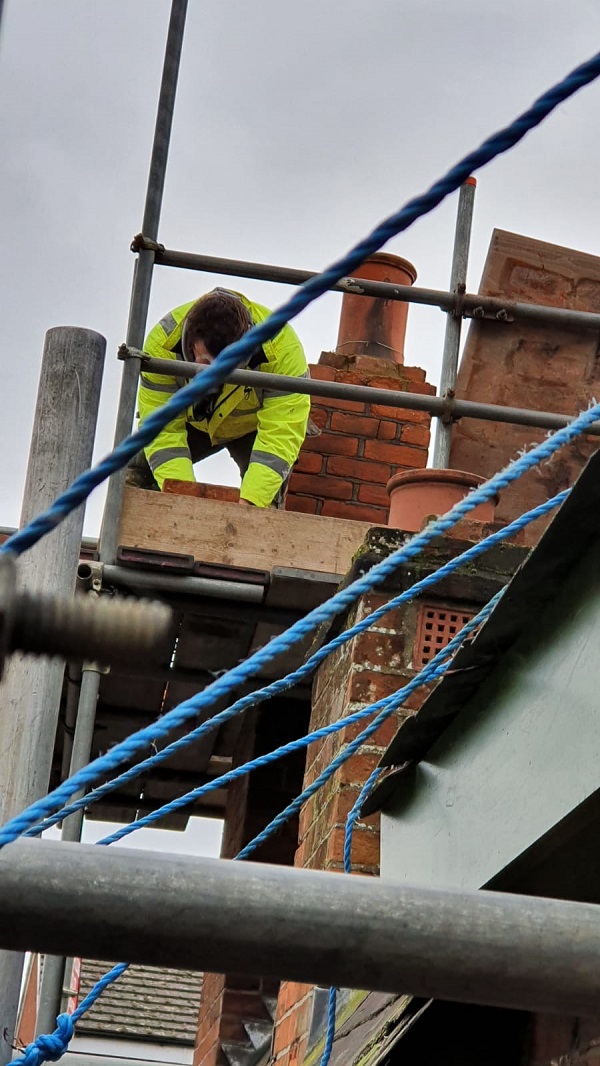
[15, 964, 128, 1065]
[14, 592, 499, 1066]
[3, 406, 583, 846]
[320, 987, 338, 1066]
[23, 595, 498, 1066]
[3, 49, 600, 563]
[13, 47, 600, 1066]
[29, 489, 565, 842]
[236, 589, 502, 860]
[1, 405, 581, 846]
[318, 770, 383, 1066]
[3, 42, 600, 843]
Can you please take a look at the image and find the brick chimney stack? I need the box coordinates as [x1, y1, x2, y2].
[286, 254, 435, 524]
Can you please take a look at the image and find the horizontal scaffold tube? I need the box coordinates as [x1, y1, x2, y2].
[2, 838, 600, 1016]
[137, 352, 600, 437]
[133, 237, 600, 333]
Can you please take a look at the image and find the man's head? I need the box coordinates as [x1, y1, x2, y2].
[182, 290, 252, 364]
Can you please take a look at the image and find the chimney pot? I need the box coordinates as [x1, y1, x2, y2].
[336, 252, 417, 363]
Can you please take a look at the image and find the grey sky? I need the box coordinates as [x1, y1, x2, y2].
[2, 2, 600, 533]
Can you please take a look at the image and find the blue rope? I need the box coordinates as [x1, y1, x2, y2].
[3, 41, 600, 843]
[14, 592, 500, 1066]
[13, 47, 600, 1066]
[26, 489, 565, 842]
[319, 987, 338, 1066]
[343, 770, 383, 875]
[4, 394, 591, 848]
[235, 590, 502, 861]
[318, 770, 383, 1066]
[15, 964, 128, 1065]
[3, 49, 600, 563]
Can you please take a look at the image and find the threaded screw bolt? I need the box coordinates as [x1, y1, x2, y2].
[0, 554, 173, 675]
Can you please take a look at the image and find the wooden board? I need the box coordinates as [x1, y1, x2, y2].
[118, 487, 373, 576]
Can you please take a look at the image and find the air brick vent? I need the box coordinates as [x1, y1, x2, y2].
[413, 604, 475, 668]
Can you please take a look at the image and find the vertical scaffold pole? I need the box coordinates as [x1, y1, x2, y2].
[431, 178, 476, 469]
[99, 0, 189, 565]
[0, 327, 106, 1064]
[35, 0, 189, 1039]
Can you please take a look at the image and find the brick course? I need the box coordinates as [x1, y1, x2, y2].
[286, 351, 434, 522]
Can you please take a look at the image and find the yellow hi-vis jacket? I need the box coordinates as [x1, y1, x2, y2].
[138, 292, 311, 507]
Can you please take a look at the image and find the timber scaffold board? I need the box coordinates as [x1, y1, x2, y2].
[118, 487, 373, 576]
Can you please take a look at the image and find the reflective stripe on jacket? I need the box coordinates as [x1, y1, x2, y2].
[137, 292, 311, 506]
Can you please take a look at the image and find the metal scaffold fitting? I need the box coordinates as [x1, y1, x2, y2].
[0, 554, 172, 676]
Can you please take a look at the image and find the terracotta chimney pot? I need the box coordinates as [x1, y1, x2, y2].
[387, 468, 498, 532]
[336, 252, 417, 364]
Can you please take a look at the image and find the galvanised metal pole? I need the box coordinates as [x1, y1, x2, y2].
[35, 568, 105, 1044]
[4, 839, 600, 1017]
[432, 179, 476, 468]
[0, 328, 105, 1064]
[137, 353, 600, 437]
[98, 0, 188, 566]
[133, 237, 600, 334]
[34, 661, 106, 1039]
[35, 5, 189, 1040]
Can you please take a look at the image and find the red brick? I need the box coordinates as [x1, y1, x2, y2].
[342, 711, 406, 747]
[400, 422, 430, 447]
[352, 629, 405, 668]
[330, 412, 379, 437]
[364, 440, 426, 465]
[365, 375, 405, 392]
[326, 456, 392, 484]
[198, 971, 225, 1008]
[357, 483, 391, 508]
[348, 669, 406, 704]
[321, 500, 387, 523]
[377, 420, 400, 440]
[406, 379, 436, 395]
[273, 1011, 296, 1054]
[356, 596, 417, 633]
[368, 402, 408, 421]
[399, 365, 428, 383]
[351, 355, 401, 377]
[308, 364, 335, 381]
[193, 1019, 220, 1066]
[292, 450, 323, 475]
[315, 395, 366, 413]
[317, 786, 381, 830]
[318, 351, 348, 370]
[286, 495, 319, 514]
[327, 825, 380, 867]
[337, 750, 384, 786]
[163, 480, 239, 502]
[307, 405, 329, 430]
[290, 473, 353, 501]
[303, 433, 359, 456]
[298, 796, 317, 841]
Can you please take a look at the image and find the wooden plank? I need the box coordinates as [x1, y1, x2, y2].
[118, 487, 373, 575]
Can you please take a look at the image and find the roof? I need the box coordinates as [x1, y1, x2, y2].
[75, 960, 202, 1045]
[364, 449, 600, 816]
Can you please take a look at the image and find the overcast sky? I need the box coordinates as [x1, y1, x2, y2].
[2, 1, 600, 536]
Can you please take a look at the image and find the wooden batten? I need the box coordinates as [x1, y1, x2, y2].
[118, 487, 374, 575]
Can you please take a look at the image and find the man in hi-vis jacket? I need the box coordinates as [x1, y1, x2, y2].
[137, 288, 311, 507]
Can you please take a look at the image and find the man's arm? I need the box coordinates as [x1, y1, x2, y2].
[239, 329, 311, 507]
[138, 326, 195, 489]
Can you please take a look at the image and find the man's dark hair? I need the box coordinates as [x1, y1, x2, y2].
[183, 291, 251, 358]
